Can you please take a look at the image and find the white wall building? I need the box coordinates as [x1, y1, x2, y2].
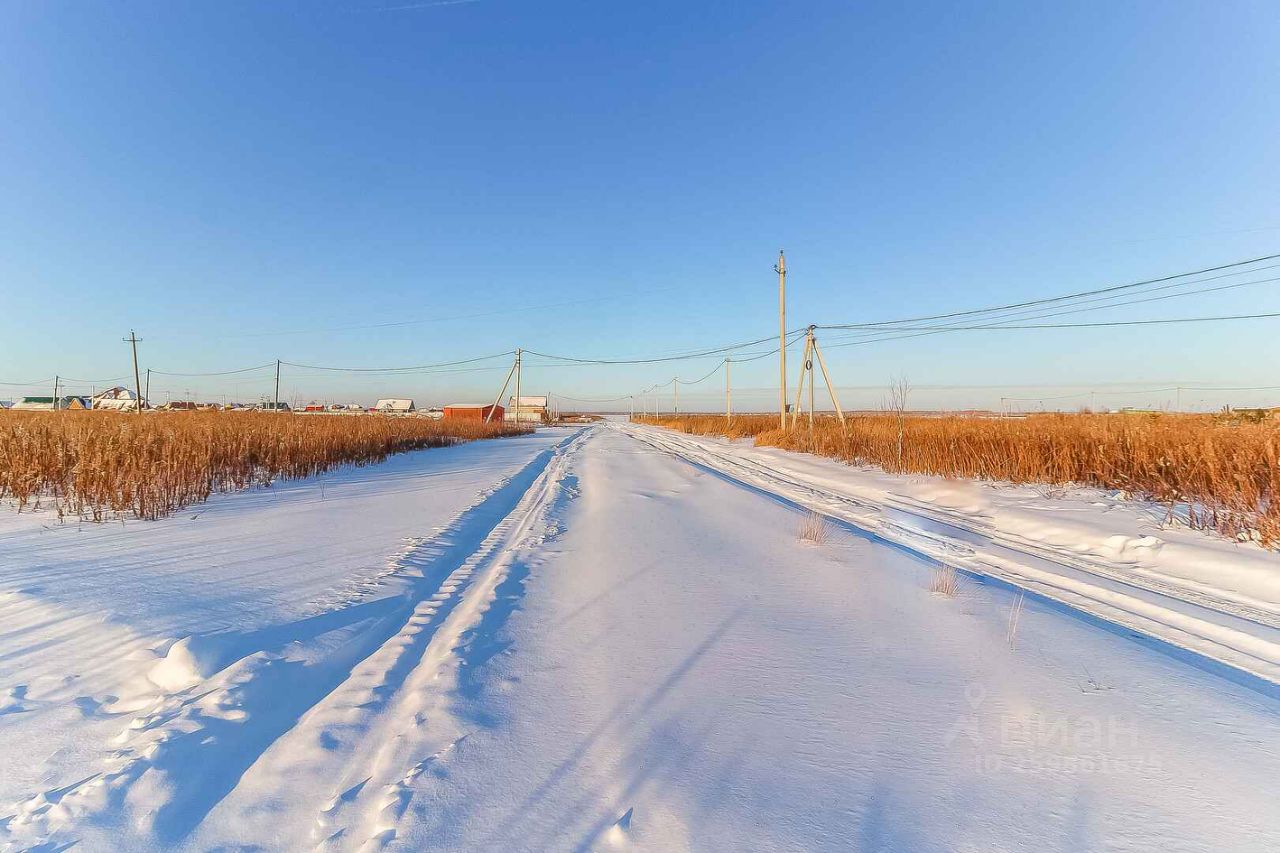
[506, 395, 548, 424]
[91, 387, 141, 411]
[373, 399, 416, 413]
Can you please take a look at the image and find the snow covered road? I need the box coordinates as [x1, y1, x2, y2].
[3, 424, 1280, 851]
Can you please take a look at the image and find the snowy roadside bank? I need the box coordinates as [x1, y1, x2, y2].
[1, 424, 1279, 851]
[0, 429, 577, 815]
[622, 422, 1280, 689]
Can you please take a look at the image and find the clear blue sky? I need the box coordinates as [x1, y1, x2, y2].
[3, 0, 1279, 410]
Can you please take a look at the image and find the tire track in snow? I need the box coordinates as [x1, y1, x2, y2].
[0, 428, 589, 852]
[214, 425, 590, 851]
[312, 426, 588, 850]
[623, 423, 1280, 689]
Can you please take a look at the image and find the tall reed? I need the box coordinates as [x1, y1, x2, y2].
[635, 412, 1280, 547]
[0, 411, 528, 521]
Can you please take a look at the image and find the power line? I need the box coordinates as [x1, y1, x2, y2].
[551, 392, 636, 403]
[526, 330, 806, 366]
[824, 252, 1280, 331]
[820, 271, 1280, 346]
[830, 310, 1280, 334]
[150, 363, 277, 377]
[0, 378, 54, 387]
[279, 352, 514, 373]
[676, 361, 726, 386]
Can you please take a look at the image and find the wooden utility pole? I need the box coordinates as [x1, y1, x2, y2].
[513, 348, 523, 424]
[145, 368, 151, 407]
[52, 375, 59, 411]
[486, 352, 519, 423]
[274, 360, 281, 413]
[725, 358, 731, 423]
[791, 333, 812, 428]
[807, 330, 815, 431]
[776, 250, 787, 429]
[673, 378, 679, 414]
[124, 331, 143, 414]
[629, 395, 635, 420]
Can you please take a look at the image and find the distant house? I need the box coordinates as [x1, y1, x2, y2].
[373, 399, 416, 413]
[443, 403, 503, 422]
[91, 387, 141, 411]
[256, 402, 291, 412]
[0, 400, 11, 410]
[422, 407, 444, 420]
[12, 396, 87, 411]
[158, 401, 198, 411]
[506, 395, 548, 424]
[303, 404, 327, 413]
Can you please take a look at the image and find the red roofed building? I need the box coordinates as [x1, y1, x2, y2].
[443, 403, 504, 422]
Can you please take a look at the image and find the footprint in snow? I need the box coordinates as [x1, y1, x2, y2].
[602, 807, 634, 847]
[1, 685, 29, 714]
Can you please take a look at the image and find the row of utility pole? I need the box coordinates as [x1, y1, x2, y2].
[639, 250, 844, 427]
[106, 253, 822, 421]
[117, 332, 282, 414]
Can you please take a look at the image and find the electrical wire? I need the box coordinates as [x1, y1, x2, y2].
[280, 352, 514, 373]
[822, 252, 1280, 331]
[526, 330, 805, 365]
[818, 272, 1280, 347]
[550, 392, 638, 403]
[675, 361, 725, 386]
[149, 363, 277, 377]
[0, 378, 54, 386]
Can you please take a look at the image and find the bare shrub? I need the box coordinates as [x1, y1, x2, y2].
[797, 511, 831, 545]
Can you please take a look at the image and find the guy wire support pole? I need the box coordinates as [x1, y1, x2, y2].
[776, 250, 787, 429]
[791, 330, 812, 428]
[125, 330, 143, 414]
[725, 357, 731, 424]
[807, 328, 815, 431]
[809, 325, 846, 426]
[486, 351, 519, 423]
[513, 348, 522, 425]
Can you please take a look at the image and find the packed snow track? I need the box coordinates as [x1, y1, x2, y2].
[2, 424, 1279, 852]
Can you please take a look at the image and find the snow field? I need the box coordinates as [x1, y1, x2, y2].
[1, 423, 1279, 850]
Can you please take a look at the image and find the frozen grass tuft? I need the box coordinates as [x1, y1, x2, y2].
[797, 511, 831, 545]
[1007, 591, 1026, 647]
[929, 564, 960, 597]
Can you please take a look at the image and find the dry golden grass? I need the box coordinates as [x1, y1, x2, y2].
[634, 411, 1280, 547]
[0, 411, 529, 521]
